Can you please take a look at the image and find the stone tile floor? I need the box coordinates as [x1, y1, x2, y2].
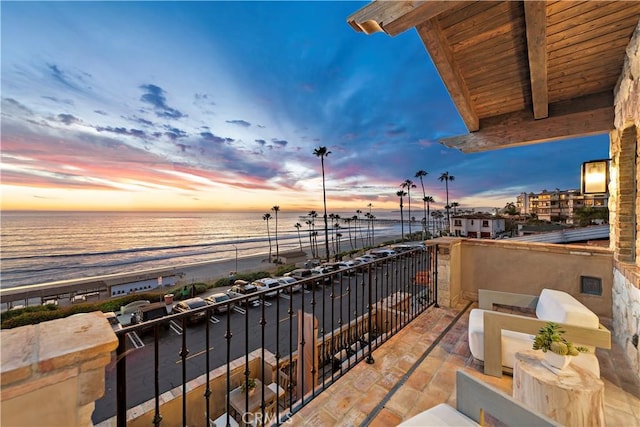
[290, 301, 640, 426]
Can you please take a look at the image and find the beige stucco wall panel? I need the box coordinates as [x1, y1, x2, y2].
[456, 240, 613, 318]
[2, 375, 78, 426]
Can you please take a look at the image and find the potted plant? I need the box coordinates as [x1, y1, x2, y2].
[532, 321, 588, 370]
[241, 377, 257, 396]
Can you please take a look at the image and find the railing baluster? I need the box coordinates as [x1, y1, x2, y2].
[366, 262, 374, 364]
[153, 324, 162, 426]
[180, 316, 188, 427]
[116, 331, 127, 427]
[310, 279, 317, 396]
[204, 306, 211, 426]
[225, 302, 233, 427]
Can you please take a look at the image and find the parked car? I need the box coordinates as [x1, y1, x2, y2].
[321, 262, 342, 272]
[275, 276, 301, 293]
[252, 278, 283, 297]
[357, 254, 377, 263]
[311, 267, 333, 284]
[133, 302, 171, 332]
[302, 259, 321, 269]
[284, 268, 313, 280]
[205, 293, 236, 314]
[226, 280, 260, 305]
[172, 297, 208, 323]
[369, 249, 397, 258]
[336, 261, 357, 275]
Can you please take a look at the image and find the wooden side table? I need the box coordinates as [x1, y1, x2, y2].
[513, 350, 605, 426]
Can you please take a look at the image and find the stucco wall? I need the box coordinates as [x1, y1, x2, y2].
[454, 239, 613, 319]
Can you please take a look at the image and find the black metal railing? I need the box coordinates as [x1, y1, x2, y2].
[95, 244, 438, 426]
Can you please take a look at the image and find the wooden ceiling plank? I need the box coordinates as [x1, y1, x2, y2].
[524, 0, 548, 119]
[440, 92, 614, 153]
[547, 48, 625, 76]
[548, 29, 632, 61]
[450, 19, 522, 53]
[444, 2, 518, 46]
[385, 2, 463, 36]
[441, 2, 513, 42]
[470, 72, 528, 94]
[417, 18, 479, 131]
[547, 8, 640, 46]
[546, 1, 613, 31]
[437, 1, 497, 29]
[548, 80, 619, 104]
[346, 1, 459, 36]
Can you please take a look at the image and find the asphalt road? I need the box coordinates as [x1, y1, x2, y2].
[93, 256, 428, 423]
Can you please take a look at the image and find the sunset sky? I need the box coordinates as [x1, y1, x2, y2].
[1, 1, 610, 213]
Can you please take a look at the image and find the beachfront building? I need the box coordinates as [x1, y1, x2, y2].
[1, 3, 639, 427]
[450, 214, 505, 239]
[516, 189, 609, 223]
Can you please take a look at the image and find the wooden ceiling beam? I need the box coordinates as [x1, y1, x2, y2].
[347, 1, 459, 36]
[439, 91, 614, 153]
[524, 0, 548, 119]
[417, 18, 480, 131]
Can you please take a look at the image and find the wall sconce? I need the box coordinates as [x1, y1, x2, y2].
[581, 159, 609, 194]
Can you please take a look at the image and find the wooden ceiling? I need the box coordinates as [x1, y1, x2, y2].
[347, 1, 640, 153]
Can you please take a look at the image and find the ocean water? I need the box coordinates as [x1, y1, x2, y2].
[0, 211, 402, 289]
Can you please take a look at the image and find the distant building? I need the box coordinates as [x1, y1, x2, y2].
[516, 189, 608, 224]
[450, 214, 506, 239]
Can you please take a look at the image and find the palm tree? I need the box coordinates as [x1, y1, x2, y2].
[439, 172, 455, 228]
[344, 217, 354, 250]
[401, 180, 417, 238]
[415, 170, 429, 239]
[367, 203, 373, 246]
[308, 210, 318, 257]
[305, 219, 315, 258]
[313, 146, 331, 261]
[369, 214, 376, 245]
[356, 209, 364, 248]
[351, 215, 359, 248]
[271, 205, 280, 262]
[423, 196, 434, 238]
[396, 190, 407, 241]
[451, 202, 459, 216]
[262, 213, 272, 261]
[294, 222, 303, 253]
[333, 214, 341, 256]
[329, 213, 336, 257]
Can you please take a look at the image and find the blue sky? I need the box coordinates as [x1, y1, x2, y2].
[1, 1, 610, 212]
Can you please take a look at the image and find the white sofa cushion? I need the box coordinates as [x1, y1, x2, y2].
[398, 403, 478, 426]
[468, 308, 534, 369]
[468, 305, 601, 377]
[536, 289, 599, 328]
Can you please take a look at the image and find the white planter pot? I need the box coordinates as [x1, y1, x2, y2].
[544, 351, 573, 370]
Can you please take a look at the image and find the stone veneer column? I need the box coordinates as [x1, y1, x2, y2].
[1, 312, 118, 427]
[611, 20, 640, 375]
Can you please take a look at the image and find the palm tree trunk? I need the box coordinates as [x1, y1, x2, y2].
[266, 221, 272, 261]
[400, 206, 404, 242]
[274, 212, 279, 262]
[321, 159, 330, 261]
[445, 180, 450, 227]
[427, 202, 431, 239]
[407, 189, 412, 238]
